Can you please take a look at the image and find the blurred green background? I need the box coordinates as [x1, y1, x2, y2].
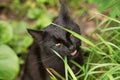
[0, 0, 120, 80]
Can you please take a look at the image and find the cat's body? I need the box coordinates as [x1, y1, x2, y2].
[22, 2, 83, 80]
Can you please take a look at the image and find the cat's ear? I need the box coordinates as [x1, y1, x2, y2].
[27, 29, 44, 41]
[53, 2, 69, 24]
[58, 2, 69, 19]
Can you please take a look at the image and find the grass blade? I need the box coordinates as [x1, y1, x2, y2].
[64, 56, 68, 80]
[52, 23, 95, 47]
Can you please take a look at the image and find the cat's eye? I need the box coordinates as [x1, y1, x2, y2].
[55, 43, 61, 46]
[66, 32, 73, 38]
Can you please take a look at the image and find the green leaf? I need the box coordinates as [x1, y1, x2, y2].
[0, 21, 13, 44]
[37, 0, 46, 3]
[0, 45, 19, 80]
[95, 0, 115, 11]
[27, 8, 42, 19]
[90, 0, 120, 18]
[110, 2, 120, 18]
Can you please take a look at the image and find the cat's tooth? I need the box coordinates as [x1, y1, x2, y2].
[71, 50, 77, 56]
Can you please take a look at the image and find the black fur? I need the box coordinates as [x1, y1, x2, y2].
[22, 2, 83, 80]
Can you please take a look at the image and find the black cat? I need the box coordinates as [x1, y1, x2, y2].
[22, 2, 83, 80]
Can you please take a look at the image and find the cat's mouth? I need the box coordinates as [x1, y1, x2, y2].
[71, 50, 77, 56]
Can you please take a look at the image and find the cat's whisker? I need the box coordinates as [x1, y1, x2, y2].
[36, 55, 54, 60]
[42, 54, 56, 60]
[45, 58, 61, 66]
[42, 55, 57, 62]
[31, 55, 56, 65]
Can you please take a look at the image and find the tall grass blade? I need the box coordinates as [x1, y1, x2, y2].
[52, 49, 64, 61]
[52, 49, 77, 80]
[51, 23, 95, 47]
[101, 26, 120, 32]
[64, 56, 68, 80]
[95, 12, 120, 24]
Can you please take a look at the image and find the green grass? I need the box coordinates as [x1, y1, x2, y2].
[50, 13, 120, 80]
[0, 0, 120, 80]
[52, 49, 77, 80]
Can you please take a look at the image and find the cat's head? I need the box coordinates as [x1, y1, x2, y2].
[28, 3, 81, 58]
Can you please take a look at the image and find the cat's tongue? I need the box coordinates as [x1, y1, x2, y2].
[71, 50, 77, 56]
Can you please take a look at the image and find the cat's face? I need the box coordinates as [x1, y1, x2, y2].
[28, 3, 81, 58]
